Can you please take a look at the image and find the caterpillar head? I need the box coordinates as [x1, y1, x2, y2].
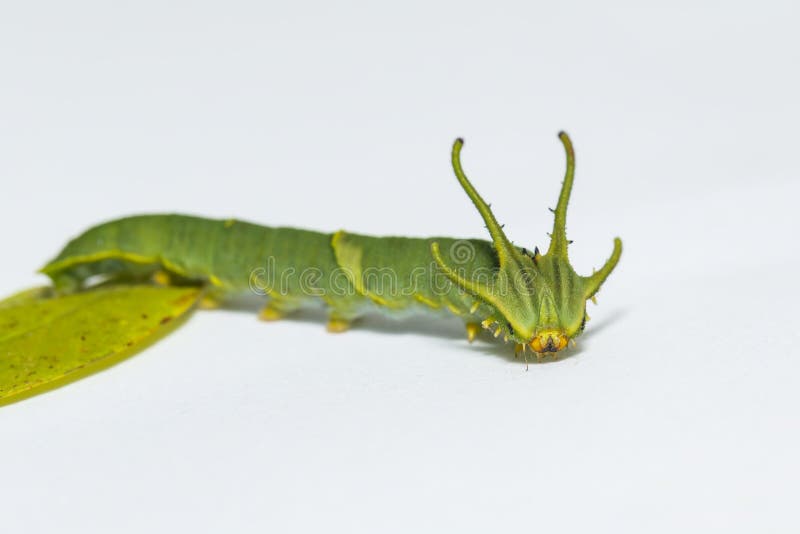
[431, 132, 622, 354]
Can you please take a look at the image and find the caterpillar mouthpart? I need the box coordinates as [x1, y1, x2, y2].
[529, 330, 569, 354]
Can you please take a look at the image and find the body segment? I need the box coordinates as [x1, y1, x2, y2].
[41, 215, 499, 330]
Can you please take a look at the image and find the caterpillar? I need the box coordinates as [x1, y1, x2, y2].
[40, 132, 621, 357]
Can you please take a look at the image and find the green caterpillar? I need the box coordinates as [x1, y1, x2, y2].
[40, 132, 621, 357]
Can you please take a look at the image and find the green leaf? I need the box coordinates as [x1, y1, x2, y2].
[0, 284, 201, 406]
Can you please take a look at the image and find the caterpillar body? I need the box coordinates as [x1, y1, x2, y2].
[41, 133, 622, 356]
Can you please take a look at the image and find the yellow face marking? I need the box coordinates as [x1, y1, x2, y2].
[529, 329, 569, 354]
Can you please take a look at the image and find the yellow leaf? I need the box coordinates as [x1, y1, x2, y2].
[0, 285, 201, 406]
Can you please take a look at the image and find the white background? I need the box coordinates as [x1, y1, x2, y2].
[1, 1, 798, 532]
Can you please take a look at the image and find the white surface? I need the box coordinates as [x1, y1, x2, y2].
[1, 1, 798, 532]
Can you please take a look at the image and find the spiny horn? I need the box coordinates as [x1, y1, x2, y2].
[546, 131, 575, 258]
[450, 138, 518, 266]
[583, 237, 623, 299]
